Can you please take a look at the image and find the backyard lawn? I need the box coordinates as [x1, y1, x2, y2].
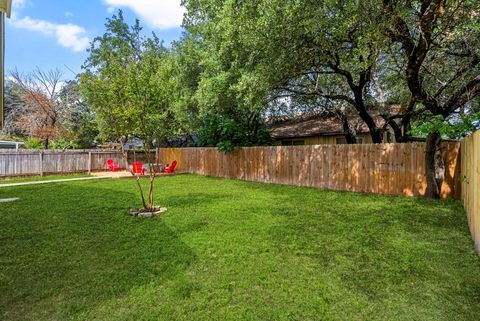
[1, 174, 479, 320]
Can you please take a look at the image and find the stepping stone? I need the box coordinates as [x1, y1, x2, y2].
[0, 198, 19, 203]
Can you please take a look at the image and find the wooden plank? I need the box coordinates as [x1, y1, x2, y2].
[39, 152, 43, 177]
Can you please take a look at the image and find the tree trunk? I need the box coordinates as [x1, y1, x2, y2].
[147, 174, 155, 210]
[142, 139, 156, 211]
[424, 131, 445, 199]
[369, 128, 384, 144]
[120, 137, 147, 209]
[43, 137, 49, 149]
[335, 109, 357, 144]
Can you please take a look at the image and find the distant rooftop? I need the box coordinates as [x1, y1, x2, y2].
[0, 140, 24, 150]
[269, 105, 402, 139]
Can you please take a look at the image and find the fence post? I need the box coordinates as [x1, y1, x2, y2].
[39, 151, 43, 177]
[88, 152, 92, 174]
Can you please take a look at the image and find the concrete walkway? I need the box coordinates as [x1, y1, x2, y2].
[0, 197, 19, 203]
[0, 176, 111, 188]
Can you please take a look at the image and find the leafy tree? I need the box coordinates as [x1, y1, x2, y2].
[3, 80, 25, 136]
[58, 80, 99, 149]
[181, 0, 411, 144]
[168, 34, 204, 139]
[198, 114, 271, 152]
[380, 0, 480, 198]
[174, 6, 275, 149]
[79, 11, 175, 211]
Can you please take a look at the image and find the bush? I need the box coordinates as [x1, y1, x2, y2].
[23, 138, 44, 149]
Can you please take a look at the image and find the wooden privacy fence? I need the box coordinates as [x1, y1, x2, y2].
[158, 142, 461, 199]
[461, 131, 480, 254]
[0, 149, 124, 177]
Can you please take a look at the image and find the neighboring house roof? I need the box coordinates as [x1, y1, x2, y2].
[0, 141, 24, 149]
[269, 106, 401, 139]
[97, 139, 144, 150]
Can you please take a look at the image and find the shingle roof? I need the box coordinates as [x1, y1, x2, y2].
[269, 106, 401, 139]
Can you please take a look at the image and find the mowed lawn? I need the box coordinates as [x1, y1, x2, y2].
[1, 175, 479, 320]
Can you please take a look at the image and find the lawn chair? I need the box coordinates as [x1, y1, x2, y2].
[131, 162, 145, 175]
[162, 160, 177, 174]
[106, 159, 122, 171]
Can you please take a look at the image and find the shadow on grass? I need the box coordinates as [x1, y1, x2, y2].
[0, 181, 197, 320]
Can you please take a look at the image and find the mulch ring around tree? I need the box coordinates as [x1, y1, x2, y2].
[129, 207, 167, 217]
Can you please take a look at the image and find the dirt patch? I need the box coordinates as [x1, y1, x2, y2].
[129, 207, 167, 217]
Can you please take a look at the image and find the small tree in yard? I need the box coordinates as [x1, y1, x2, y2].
[80, 11, 175, 213]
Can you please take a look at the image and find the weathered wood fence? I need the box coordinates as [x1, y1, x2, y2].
[0, 149, 124, 177]
[157, 142, 461, 199]
[461, 131, 480, 254]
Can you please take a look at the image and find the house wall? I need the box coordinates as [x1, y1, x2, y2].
[274, 134, 373, 146]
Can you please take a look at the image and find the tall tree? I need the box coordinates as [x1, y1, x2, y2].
[3, 80, 25, 136]
[59, 80, 99, 148]
[181, 0, 416, 144]
[381, 0, 480, 198]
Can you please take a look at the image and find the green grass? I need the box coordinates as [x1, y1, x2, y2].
[0, 173, 91, 185]
[1, 175, 479, 320]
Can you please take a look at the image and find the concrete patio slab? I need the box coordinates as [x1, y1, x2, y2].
[91, 171, 133, 178]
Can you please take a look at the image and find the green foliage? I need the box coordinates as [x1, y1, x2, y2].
[1, 175, 480, 320]
[179, 0, 480, 146]
[79, 11, 176, 145]
[59, 80, 99, 148]
[411, 113, 480, 140]
[197, 114, 271, 152]
[23, 137, 44, 149]
[66, 110, 99, 149]
[49, 138, 79, 150]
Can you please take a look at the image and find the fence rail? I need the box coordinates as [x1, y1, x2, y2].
[461, 131, 480, 254]
[157, 142, 461, 199]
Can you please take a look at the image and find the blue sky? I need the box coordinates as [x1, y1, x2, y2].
[6, 0, 185, 79]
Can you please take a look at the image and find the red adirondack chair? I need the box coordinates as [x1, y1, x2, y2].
[163, 160, 177, 173]
[131, 162, 145, 175]
[106, 159, 122, 171]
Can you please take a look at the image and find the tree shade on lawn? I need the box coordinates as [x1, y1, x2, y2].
[0, 175, 479, 320]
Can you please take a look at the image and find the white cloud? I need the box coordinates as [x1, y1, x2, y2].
[13, 0, 28, 10]
[10, 16, 90, 52]
[65, 11, 73, 17]
[8, 2, 90, 53]
[104, 0, 185, 29]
